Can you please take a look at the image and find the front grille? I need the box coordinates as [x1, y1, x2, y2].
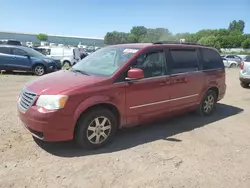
[19, 88, 37, 112]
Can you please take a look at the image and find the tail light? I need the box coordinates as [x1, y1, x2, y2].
[240, 61, 244, 70]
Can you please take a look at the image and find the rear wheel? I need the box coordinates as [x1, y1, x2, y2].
[75, 108, 117, 149]
[197, 90, 217, 116]
[33, 65, 46, 76]
[230, 63, 236, 68]
[240, 81, 249, 88]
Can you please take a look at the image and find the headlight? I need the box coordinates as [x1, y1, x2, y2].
[36, 95, 68, 110]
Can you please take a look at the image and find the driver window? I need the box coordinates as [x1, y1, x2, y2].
[132, 50, 165, 78]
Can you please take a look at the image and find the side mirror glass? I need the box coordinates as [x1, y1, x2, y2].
[126, 68, 144, 81]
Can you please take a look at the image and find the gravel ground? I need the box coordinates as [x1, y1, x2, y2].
[0, 69, 250, 188]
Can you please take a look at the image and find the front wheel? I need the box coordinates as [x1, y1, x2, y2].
[197, 90, 217, 116]
[33, 65, 46, 76]
[75, 108, 117, 149]
[62, 61, 71, 68]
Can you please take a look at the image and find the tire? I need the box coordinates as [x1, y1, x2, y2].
[230, 63, 236, 68]
[63, 61, 71, 68]
[197, 90, 217, 116]
[240, 81, 249, 88]
[75, 108, 118, 149]
[33, 64, 46, 76]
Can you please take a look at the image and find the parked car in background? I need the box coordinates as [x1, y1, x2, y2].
[0, 45, 61, 75]
[17, 41, 226, 150]
[33, 46, 81, 67]
[48, 47, 81, 67]
[222, 54, 242, 67]
[239, 55, 250, 88]
[0, 39, 22, 46]
[237, 55, 248, 61]
[33, 47, 51, 56]
[222, 57, 238, 68]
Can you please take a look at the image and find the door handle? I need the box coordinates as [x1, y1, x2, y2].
[159, 80, 171, 86]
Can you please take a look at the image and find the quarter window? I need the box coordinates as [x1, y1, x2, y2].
[169, 49, 199, 74]
[132, 50, 166, 78]
[12, 48, 27, 56]
[201, 48, 224, 70]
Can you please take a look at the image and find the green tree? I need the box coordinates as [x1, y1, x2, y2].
[241, 38, 250, 49]
[103, 20, 248, 50]
[130, 26, 147, 42]
[104, 31, 129, 45]
[127, 34, 137, 43]
[228, 20, 245, 33]
[36, 33, 48, 41]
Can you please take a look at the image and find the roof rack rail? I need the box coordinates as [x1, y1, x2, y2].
[153, 40, 209, 47]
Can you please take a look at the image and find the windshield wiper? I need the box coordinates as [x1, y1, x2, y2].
[70, 68, 90, 75]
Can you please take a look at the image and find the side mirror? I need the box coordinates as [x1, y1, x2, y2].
[125, 68, 144, 81]
[25, 54, 30, 58]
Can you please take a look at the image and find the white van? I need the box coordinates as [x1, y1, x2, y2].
[35, 47, 81, 66]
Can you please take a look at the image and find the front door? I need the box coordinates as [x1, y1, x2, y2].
[167, 47, 204, 111]
[9, 48, 31, 71]
[125, 48, 171, 125]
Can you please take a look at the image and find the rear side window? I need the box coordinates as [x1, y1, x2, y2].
[201, 48, 224, 70]
[7, 40, 21, 46]
[0, 47, 10, 54]
[12, 48, 27, 56]
[169, 49, 199, 74]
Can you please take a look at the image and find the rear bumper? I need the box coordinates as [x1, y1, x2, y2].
[18, 105, 75, 142]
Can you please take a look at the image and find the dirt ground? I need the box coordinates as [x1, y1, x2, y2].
[0, 69, 250, 188]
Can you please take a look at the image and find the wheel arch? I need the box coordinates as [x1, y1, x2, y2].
[199, 85, 219, 103]
[73, 95, 122, 127]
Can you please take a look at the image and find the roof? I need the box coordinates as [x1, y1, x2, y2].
[110, 42, 215, 50]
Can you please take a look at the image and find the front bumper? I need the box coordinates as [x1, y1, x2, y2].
[18, 105, 75, 142]
[239, 71, 250, 83]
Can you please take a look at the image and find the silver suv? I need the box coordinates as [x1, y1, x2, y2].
[239, 55, 250, 88]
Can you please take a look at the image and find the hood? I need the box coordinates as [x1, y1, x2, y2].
[25, 70, 105, 95]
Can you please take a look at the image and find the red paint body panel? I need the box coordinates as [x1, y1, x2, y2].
[17, 44, 226, 142]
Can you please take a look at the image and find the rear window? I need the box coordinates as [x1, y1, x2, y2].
[201, 48, 224, 70]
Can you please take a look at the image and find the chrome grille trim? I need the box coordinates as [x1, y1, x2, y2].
[19, 88, 37, 112]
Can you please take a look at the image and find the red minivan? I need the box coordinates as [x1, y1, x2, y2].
[18, 42, 226, 149]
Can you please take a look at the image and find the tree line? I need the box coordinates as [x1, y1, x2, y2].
[104, 20, 250, 50]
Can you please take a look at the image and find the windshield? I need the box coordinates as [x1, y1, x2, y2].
[25, 47, 47, 58]
[72, 46, 140, 76]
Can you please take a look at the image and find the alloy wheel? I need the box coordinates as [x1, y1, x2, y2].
[203, 94, 215, 114]
[86, 116, 112, 144]
[35, 66, 45, 76]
